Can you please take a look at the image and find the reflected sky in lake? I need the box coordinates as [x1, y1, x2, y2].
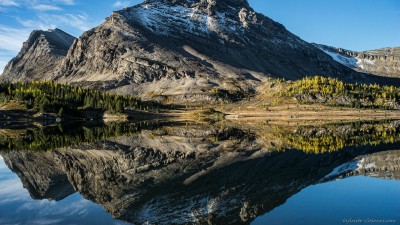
[0, 156, 129, 225]
[253, 176, 400, 225]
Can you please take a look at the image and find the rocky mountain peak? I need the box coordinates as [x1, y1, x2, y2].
[2, 0, 366, 101]
[198, 0, 250, 16]
[0, 28, 75, 82]
[147, 0, 250, 12]
[50, 0, 356, 100]
[24, 28, 75, 54]
[111, 0, 282, 44]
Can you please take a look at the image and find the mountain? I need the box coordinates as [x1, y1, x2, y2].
[0, 28, 76, 82]
[1, 0, 398, 101]
[51, 0, 356, 100]
[314, 44, 400, 77]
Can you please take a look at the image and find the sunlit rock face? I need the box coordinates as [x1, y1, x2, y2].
[2, 122, 400, 224]
[52, 0, 354, 101]
[1, 29, 75, 82]
[2, 0, 398, 102]
[314, 44, 400, 77]
[3, 0, 396, 102]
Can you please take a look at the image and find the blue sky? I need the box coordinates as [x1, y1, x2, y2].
[0, 0, 399, 73]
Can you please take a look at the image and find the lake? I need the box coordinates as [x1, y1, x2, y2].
[0, 120, 399, 224]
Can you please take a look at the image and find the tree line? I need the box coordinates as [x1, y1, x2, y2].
[277, 120, 400, 153]
[0, 81, 162, 115]
[281, 76, 400, 109]
[0, 121, 173, 151]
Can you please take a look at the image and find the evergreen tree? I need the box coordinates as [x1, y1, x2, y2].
[58, 108, 64, 117]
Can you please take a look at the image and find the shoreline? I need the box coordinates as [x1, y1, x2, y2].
[2, 104, 400, 127]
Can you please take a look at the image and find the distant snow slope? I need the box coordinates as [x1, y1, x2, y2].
[314, 43, 400, 77]
[319, 48, 361, 69]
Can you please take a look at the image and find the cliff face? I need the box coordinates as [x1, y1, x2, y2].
[0, 29, 76, 82]
[2, 0, 398, 101]
[315, 44, 400, 77]
[51, 0, 354, 100]
[354, 48, 400, 77]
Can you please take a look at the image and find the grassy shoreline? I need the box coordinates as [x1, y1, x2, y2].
[3, 77, 400, 124]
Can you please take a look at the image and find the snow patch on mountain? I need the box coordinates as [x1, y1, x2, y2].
[357, 58, 375, 70]
[320, 48, 361, 69]
[124, 2, 244, 39]
[132, 4, 208, 36]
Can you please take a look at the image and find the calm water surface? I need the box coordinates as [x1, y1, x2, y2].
[0, 156, 129, 225]
[0, 120, 399, 224]
[253, 176, 400, 225]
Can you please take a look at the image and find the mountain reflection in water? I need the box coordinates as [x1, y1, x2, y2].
[0, 120, 400, 224]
